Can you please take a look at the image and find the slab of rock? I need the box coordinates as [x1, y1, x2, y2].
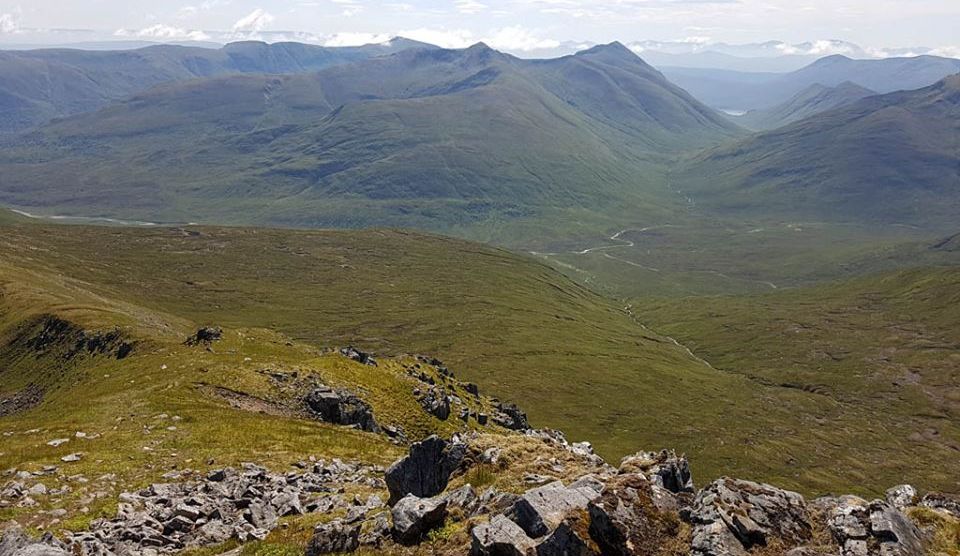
[0, 526, 70, 556]
[690, 478, 811, 556]
[385, 435, 466, 504]
[305, 520, 360, 555]
[185, 326, 222, 346]
[471, 514, 536, 556]
[619, 450, 694, 494]
[588, 473, 682, 556]
[391, 494, 448, 545]
[305, 386, 379, 433]
[339, 346, 377, 366]
[511, 481, 599, 537]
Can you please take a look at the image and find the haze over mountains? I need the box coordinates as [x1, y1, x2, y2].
[678, 74, 960, 228]
[0, 41, 740, 229]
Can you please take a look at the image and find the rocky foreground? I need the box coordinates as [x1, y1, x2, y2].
[2, 427, 959, 556]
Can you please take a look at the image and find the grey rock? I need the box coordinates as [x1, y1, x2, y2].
[186, 326, 222, 345]
[391, 494, 448, 545]
[619, 450, 694, 494]
[306, 520, 360, 555]
[885, 485, 917, 511]
[441, 484, 480, 516]
[588, 473, 682, 556]
[385, 435, 466, 504]
[305, 386, 379, 433]
[471, 514, 536, 556]
[690, 478, 810, 555]
[339, 346, 377, 366]
[493, 403, 530, 431]
[512, 481, 599, 537]
[825, 496, 923, 556]
[536, 516, 597, 556]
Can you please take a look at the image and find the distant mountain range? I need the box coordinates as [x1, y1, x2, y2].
[664, 54, 960, 111]
[0, 38, 433, 133]
[677, 74, 960, 229]
[0, 42, 740, 229]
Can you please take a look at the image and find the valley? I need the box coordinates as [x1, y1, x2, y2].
[0, 30, 958, 556]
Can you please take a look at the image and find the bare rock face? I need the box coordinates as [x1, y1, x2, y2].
[304, 386, 380, 432]
[618, 450, 694, 494]
[689, 478, 811, 556]
[588, 473, 683, 556]
[471, 514, 536, 556]
[825, 496, 924, 556]
[385, 435, 466, 504]
[391, 494, 448, 545]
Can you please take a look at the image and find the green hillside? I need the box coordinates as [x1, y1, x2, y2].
[0, 43, 741, 231]
[2, 213, 959, 497]
[737, 81, 876, 130]
[635, 266, 960, 495]
[676, 74, 960, 230]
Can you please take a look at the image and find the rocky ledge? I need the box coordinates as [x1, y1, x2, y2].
[4, 427, 958, 556]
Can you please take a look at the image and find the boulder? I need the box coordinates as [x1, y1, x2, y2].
[689, 478, 811, 555]
[493, 403, 530, 431]
[339, 347, 377, 366]
[305, 520, 360, 555]
[885, 485, 917, 510]
[385, 435, 466, 504]
[511, 481, 599, 537]
[618, 450, 694, 494]
[441, 484, 480, 516]
[305, 386, 379, 433]
[391, 494, 448, 545]
[825, 496, 923, 556]
[471, 514, 536, 556]
[588, 474, 682, 556]
[185, 326, 222, 346]
[417, 387, 451, 421]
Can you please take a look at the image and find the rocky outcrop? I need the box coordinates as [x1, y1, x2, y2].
[690, 478, 811, 556]
[339, 346, 377, 366]
[305, 520, 360, 555]
[619, 450, 694, 494]
[824, 496, 923, 556]
[511, 481, 599, 537]
[885, 485, 917, 510]
[471, 514, 536, 556]
[304, 385, 379, 432]
[588, 474, 681, 556]
[64, 460, 382, 555]
[385, 435, 466, 504]
[919, 491, 960, 518]
[415, 386, 452, 420]
[0, 526, 70, 556]
[184, 326, 222, 346]
[391, 495, 448, 545]
[493, 402, 530, 431]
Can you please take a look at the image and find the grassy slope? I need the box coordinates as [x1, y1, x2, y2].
[0, 216, 934, 497]
[635, 267, 960, 496]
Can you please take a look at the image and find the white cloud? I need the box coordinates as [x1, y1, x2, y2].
[114, 24, 210, 41]
[0, 12, 20, 34]
[232, 8, 274, 33]
[398, 27, 475, 48]
[455, 0, 487, 14]
[929, 45, 960, 59]
[483, 26, 561, 51]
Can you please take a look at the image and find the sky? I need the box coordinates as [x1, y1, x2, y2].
[0, 0, 958, 56]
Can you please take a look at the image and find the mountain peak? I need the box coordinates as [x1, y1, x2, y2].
[579, 41, 636, 58]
